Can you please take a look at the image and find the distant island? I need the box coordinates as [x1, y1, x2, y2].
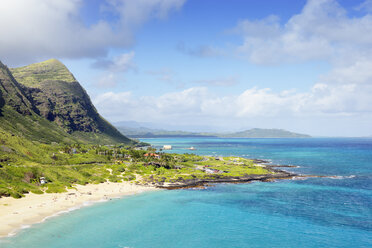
[116, 125, 311, 138]
[218, 128, 311, 138]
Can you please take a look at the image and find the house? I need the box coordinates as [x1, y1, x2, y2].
[40, 177, 47, 184]
[163, 145, 172, 150]
[144, 153, 160, 159]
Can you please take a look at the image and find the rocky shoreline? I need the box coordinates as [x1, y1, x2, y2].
[153, 159, 300, 189]
[139, 157, 333, 190]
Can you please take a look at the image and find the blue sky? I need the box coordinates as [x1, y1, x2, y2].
[1, 0, 372, 136]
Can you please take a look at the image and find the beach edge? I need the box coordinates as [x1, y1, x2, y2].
[0, 181, 158, 238]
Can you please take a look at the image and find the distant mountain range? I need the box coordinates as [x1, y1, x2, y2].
[0, 59, 132, 144]
[217, 128, 311, 138]
[117, 124, 311, 138]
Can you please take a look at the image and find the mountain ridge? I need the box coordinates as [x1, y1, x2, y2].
[117, 124, 311, 138]
[0, 59, 132, 144]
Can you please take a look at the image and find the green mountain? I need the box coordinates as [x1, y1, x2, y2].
[218, 128, 311, 138]
[0, 59, 132, 144]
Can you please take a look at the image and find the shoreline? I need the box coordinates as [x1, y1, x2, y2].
[154, 160, 329, 189]
[0, 181, 158, 238]
[0, 159, 322, 239]
[157, 166, 298, 189]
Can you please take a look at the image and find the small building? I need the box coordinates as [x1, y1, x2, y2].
[144, 153, 160, 159]
[163, 145, 172, 150]
[40, 177, 47, 184]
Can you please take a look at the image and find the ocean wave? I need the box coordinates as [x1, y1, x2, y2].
[327, 175, 356, 180]
[291, 176, 308, 180]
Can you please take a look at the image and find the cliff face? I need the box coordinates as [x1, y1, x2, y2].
[24, 81, 101, 132]
[11, 59, 101, 133]
[0, 61, 35, 115]
[0, 59, 131, 144]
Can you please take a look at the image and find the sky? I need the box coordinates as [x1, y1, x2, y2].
[1, 0, 372, 136]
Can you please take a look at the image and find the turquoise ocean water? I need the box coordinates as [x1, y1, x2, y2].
[1, 138, 371, 248]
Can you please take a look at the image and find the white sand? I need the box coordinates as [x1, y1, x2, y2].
[0, 182, 158, 237]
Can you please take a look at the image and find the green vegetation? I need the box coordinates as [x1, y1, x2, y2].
[0, 106, 79, 144]
[10, 59, 76, 87]
[0, 59, 277, 200]
[140, 155, 270, 184]
[0, 130, 271, 198]
[0, 59, 132, 144]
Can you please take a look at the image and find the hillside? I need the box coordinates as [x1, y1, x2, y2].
[0, 59, 132, 144]
[0, 61, 78, 143]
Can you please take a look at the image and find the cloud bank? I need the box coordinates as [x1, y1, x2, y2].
[93, 0, 372, 135]
[0, 0, 186, 65]
[234, 0, 372, 65]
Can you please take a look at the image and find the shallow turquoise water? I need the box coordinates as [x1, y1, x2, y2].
[1, 138, 371, 247]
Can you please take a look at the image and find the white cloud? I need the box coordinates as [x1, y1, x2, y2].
[0, 0, 186, 65]
[95, 73, 118, 88]
[108, 52, 136, 72]
[92, 51, 136, 87]
[93, 52, 136, 71]
[234, 0, 372, 65]
[93, 81, 372, 128]
[90, 0, 372, 136]
[94, 91, 133, 106]
[320, 59, 372, 85]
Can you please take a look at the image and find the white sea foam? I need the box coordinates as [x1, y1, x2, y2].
[328, 175, 356, 180]
[292, 176, 308, 180]
[20, 225, 31, 229]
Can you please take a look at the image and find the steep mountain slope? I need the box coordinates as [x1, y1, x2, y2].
[0, 61, 35, 115]
[0, 59, 132, 144]
[0, 61, 79, 143]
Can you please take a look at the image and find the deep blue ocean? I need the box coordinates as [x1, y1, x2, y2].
[1, 138, 371, 248]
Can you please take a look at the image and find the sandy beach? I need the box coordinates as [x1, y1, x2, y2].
[0, 182, 158, 238]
